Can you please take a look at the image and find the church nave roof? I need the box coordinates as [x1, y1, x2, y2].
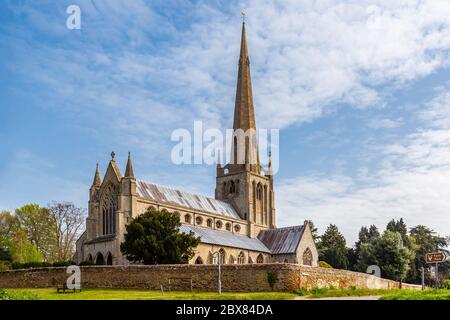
[136, 180, 241, 220]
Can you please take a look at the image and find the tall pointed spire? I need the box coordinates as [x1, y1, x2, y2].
[124, 152, 135, 178]
[92, 163, 101, 187]
[233, 22, 256, 132]
[230, 21, 260, 173]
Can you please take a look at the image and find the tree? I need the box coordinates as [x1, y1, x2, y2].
[15, 204, 56, 261]
[356, 230, 414, 281]
[0, 211, 18, 248]
[386, 218, 410, 247]
[0, 209, 42, 263]
[48, 201, 85, 261]
[408, 225, 448, 284]
[9, 228, 43, 263]
[318, 224, 348, 269]
[352, 225, 380, 271]
[305, 220, 319, 242]
[120, 209, 200, 264]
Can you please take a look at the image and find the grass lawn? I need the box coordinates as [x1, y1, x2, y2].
[380, 289, 450, 300]
[295, 287, 450, 300]
[0, 288, 297, 300]
[295, 287, 400, 299]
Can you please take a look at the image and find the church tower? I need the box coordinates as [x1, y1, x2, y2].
[215, 22, 276, 237]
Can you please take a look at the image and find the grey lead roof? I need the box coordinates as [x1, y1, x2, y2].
[180, 224, 271, 253]
[258, 225, 304, 254]
[136, 180, 241, 220]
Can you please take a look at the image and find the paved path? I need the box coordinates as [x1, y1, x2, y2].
[294, 296, 381, 300]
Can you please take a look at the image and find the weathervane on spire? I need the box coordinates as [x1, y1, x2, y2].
[241, 11, 246, 23]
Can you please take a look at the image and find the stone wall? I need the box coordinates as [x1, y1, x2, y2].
[0, 264, 421, 292]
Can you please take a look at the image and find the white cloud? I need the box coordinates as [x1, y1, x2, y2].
[6, 0, 450, 134]
[277, 90, 450, 245]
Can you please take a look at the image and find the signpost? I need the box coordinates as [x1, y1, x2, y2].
[425, 252, 448, 289]
[425, 252, 447, 263]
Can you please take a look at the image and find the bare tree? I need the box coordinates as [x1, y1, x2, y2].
[48, 202, 86, 261]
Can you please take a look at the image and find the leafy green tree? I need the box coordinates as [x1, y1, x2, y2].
[408, 225, 448, 284]
[9, 229, 43, 263]
[386, 218, 410, 247]
[318, 224, 348, 269]
[356, 230, 414, 281]
[351, 225, 380, 271]
[120, 209, 200, 264]
[0, 211, 18, 248]
[15, 204, 56, 261]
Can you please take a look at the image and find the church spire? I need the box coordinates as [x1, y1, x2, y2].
[124, 152, 135, 178]
[92, 163, 101, 187]
[233, 22, 256, 132]
[231, 21, 260, 172]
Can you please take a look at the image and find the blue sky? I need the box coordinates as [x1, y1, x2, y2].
[1, 0, 450, 244]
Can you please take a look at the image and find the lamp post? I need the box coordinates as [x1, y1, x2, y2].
[212, 251, 222, 295]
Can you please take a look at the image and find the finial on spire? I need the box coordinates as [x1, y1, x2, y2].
[217, 149, 222, 167]
[241, 11, 246, 23]
[125, 151, 135, 178]
[111, 151, 116, 160]
[92, 163, 102, 187]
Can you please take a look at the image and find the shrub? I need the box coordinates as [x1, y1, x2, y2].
[267, 271, 277, 290]
[0, 289, 38, 300]
[52, 261, 72, 267]
[443, 279, 450, 289]
[319, 261, 333, 268]
[0, 261, 11, 272]
[310, 287, 327, 295]
[294, 288, 308, 296]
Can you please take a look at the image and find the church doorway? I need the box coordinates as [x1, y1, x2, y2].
[95, 252, 105, 265]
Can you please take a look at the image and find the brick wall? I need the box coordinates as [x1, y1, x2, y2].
[0, 264, 421, 292]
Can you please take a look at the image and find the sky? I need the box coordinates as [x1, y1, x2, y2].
[1, 0, 450, 245]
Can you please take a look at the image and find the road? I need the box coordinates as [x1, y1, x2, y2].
[294, 296, 381, 300]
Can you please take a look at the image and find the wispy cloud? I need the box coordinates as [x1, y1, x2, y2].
[278, 89, 450, 244]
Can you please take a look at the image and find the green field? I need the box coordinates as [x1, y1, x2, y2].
[0, 288, 296, 300]
[1, 288, 449, 300]
[380, 289, 450, 300]
[296, 287, 450, 300]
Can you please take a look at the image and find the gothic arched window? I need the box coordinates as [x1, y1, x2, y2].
[237, 252, 245, 264]
[184, 214, 192, 224]
[100, 183, 118, 235]
[229, 181, 236, 194]
[256, 254, 264, 264]
[225, 222, 231, 231]
[207, 218, 213, 228]
[302, 248, 313, 266]
[256, 183, 263, 201]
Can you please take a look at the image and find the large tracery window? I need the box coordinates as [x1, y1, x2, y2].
[101, 183, 118, 235]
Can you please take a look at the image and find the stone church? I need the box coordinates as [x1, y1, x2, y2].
[75, 23, 319, 267]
